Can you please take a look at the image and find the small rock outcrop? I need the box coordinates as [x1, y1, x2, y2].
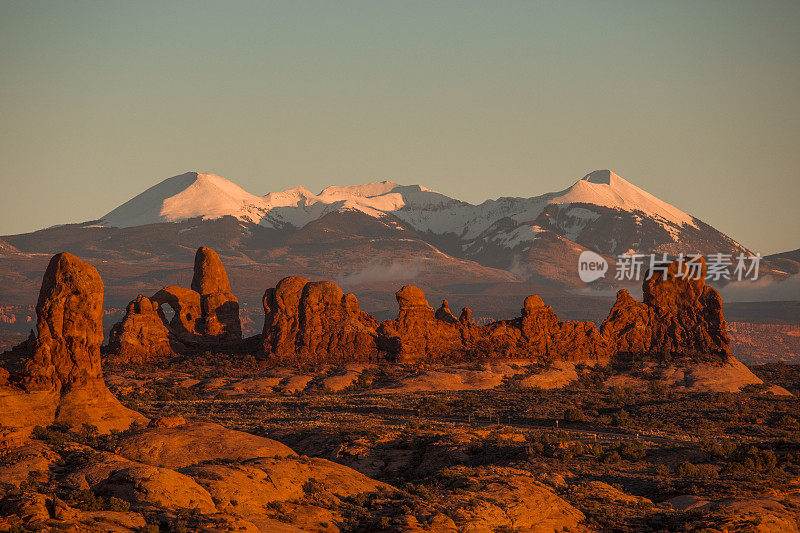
[107, 247, 242, 362]
[106, 295, 178, 363]
[601, 257, 730, 357]
[378, 286, 609, 362]
[0, 252, 145, 434]
[262, 277, 380, 364]
[435, 300, 458, 323]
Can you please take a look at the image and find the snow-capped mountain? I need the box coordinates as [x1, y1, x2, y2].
[101, 172, 269, 227]
[101, 172, 451, 230]
[99, 169, 748, 261]
[0, 168, 790, 329]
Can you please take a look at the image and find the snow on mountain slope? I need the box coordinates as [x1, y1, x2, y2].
[551, 170, 697, 229]
[261, 186, 317, 209]
[317, 181, 403, 201]
[102, 172, 270, 228]
[380, 170, 699, 242]
[260, 182, 411, 228]
[99, 169, 739, 258]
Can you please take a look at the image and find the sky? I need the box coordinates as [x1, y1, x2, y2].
[1, 1, 798, 253]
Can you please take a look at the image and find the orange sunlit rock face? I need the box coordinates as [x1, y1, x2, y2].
[258, 256, 729, 363]
[0, 252, 145, 435]
[108, 247, 242, 362]
[107, 248, 731, 364]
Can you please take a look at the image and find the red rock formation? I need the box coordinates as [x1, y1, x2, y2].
[262, 277, 380, 364]
[261, 258, 729, 363]
[192, 247, 241, 343]
[107, 247, 242, 361]
[260, 279, 609, 363]
[105, 248, 730, 365]
[601, 290, 653, 354]
[151, 286, 202, 344]
[23, 253, 106, 390]
[601, 257, 730, 357]
[0, 252, 145, 434]
[106, 295, 179, 363]
[435, 300, 458, 324]
[376, 287, 610, 362]
[377, 286, 481, 361]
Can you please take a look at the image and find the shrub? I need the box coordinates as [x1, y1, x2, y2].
[106, 497, 130, 512]
[403, 482, 437, 502]
[700, 439, 736, 459]
[724, 446, 779, 476]
[563, 408, 585, 423]
[353, 368, 376, 390]
[675, 461, 719, 479]
[78, 423, 99, 445]
[417, 396, 450, 417]
[68, 490, 130, 512]
[303, 478, 324, 496]
[616, 441, 646, 461]
[603, 451, 622, 464]
[774, 415, 799, 430]
[647, 380, 668, 396]
[612, 410, 631, 427]
[657, 477, 674, 494]
[60, 448, 102, 468]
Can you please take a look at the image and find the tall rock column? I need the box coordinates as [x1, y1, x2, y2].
[0, 252, 146, 435]
[192, 247, 242, 344]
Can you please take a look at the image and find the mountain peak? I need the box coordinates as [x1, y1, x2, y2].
[553, 169, 697, 229]
[582, 169, 617, 185]
[101, 171, 265, 228]
[99, 170, 700, 237]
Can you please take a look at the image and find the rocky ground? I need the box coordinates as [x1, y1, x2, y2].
[2, 359, 799, 531]
[2, 250, 799, 532]
[69, 357, 798, 532]
[728, 322, 800, 365]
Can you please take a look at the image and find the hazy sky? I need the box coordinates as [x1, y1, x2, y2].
[1, 1, 798, 253]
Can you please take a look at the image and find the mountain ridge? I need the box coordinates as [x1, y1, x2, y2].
[99, 169, 700, 230]
[2, 168, 784, 326]
[96, 169, 744, 258]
